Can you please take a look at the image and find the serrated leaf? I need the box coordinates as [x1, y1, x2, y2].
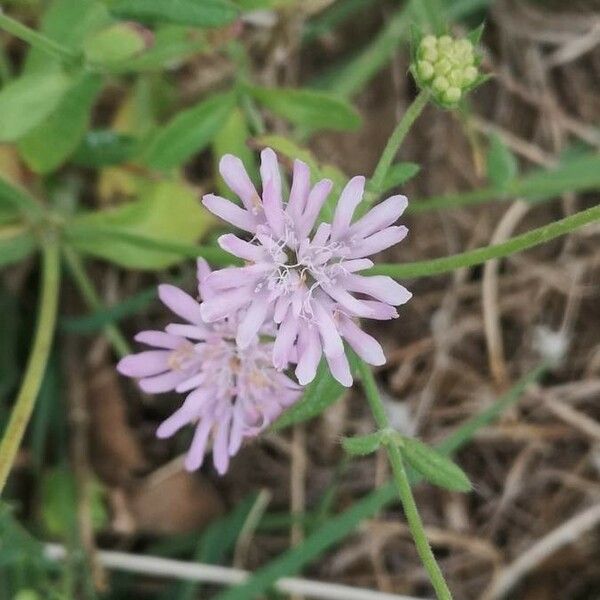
[73, 130, 138, 167]
[143, 92, 236, 169]
[342, 432, 383, 456]
[381, 162, 421, 192]
[399, 437, 472, 492]
[0, 72, 73, 142]
[66, 179, 214, 269]
[272, 361, 346, 430]
[18, 73, 103, 173]
[248, 85, 361, 132]
[487, 133, 517, 191]
[109, 0, 239, 28]
[212, 108, 258, 201]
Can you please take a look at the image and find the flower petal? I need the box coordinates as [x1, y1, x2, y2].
[134, 330, 182, 350]
[200, 286, 252, 322]
[360, 300, 399, 320]
[159, 284, 203, 325]
[313, 300, 344, 357]
[184, 417, 213, 471]
[339, 316, 385, 366]
[202, 194, 257, 233]
[322, 284, 374, 318]
[287, 159, 311, 217]
[341, 274, 412, 305]
[331, 176, 365, 240]
[139, 370, 187, 394]
[218, 233, 265, 262]
[260, 148, 285, 237]
[165, 323, 208, 340]
[326, 351, 353, 387]
[219, 154, 259, 212]
[347, 225, 408, 258]
[273, 313, 299, 370]
[348, 195, 408, 239]
[295, 326, 322, 385]
[298, 179, 333, 238]
[117, 350, 169, 378]
[236, 295, 270, 349]
[208, 264, 269, 291]
[212, 411, 232, 475]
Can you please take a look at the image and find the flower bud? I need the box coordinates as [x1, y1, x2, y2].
[411, 29, 484, 108]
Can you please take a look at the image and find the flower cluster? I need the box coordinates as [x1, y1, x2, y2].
[117, 259, 301, 474]
[413, 34, 480, 107]
[201, 148, 412, 387]
[118, 148, 411, 473]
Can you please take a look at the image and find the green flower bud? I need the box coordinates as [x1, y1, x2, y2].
[435, 58, 452, 75]
[420, 35, 437, 49]
[418, 60, 435, 81]
[444, 87, 461, 103]
[411, 29, 485, 109]
[438, 35, 453, 49]
[420, 46, 438, 63]
[463, 65, 478, 85]
[432, 76, 449, 92]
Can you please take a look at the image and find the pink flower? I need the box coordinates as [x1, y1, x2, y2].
[117, 259, 301, 474]
[201, 148, 412, 387]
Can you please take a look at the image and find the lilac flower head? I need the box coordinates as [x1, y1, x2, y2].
[117, 259, 301, 474]
[201, 148, 412, 387]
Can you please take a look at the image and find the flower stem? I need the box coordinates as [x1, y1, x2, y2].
[0, 241, 61, 495]
[0, 11, 80, 64]
[355, 358, 453, 600]
[370, 202, 600, 279]
[62, 246, 131, 359]
[368, 89, 430, 199]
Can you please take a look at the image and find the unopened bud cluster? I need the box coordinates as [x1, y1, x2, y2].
[414, 34, 479, 107]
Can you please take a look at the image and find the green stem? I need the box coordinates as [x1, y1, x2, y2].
[0, 11, 80, 64]
[0, 241, 60, 494]
[368, 89, 430, 199]
[62, 246, 131, 359]
[356, 358, 453, 600]
[370, 202, 600, 279]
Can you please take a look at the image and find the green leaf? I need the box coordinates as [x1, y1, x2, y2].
[248, 85, 361, 131]
[110, 25, 207, 73]
[109, 0, 239, 28]
[273, 361, 346, 430]
[212, 108, 258, 200]
[67, 179, 214, 269]
[398, 437, 472, 492]
[0, 177, 44, 220]
[0, 225, 36, 267]
[0, 72, 72, 142]
[381, 162, 421, 192]
[342, 432, 383, 456]
[24, 0, 110, 74]
[467, 22, 486, 46]
[18, 73, 103, 174]
[73, 130, 138, 167]
[487, 133, 517, 190]
[83, 22, 150, 65]
[143, 92, 236, 170]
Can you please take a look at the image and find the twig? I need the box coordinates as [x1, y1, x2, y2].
[44, 543, 428, 600]
[482, 502, 600, 600]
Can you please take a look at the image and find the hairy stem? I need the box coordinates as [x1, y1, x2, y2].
[356, 358, 453, 600]
[0, 11, 79, 64]
[368, 89, 430, 198]
[370, 203, 600, 278]
[0, 241, 60, 494]
[63, 246, 131, 358]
